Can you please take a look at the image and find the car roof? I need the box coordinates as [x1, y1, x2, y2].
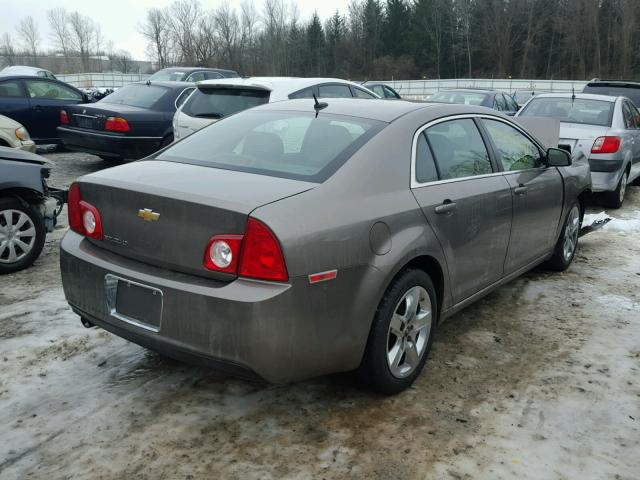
[155, 67, 237, 74]
[436, 88, 498, 94]
[532, 92, 619, 102]
[586, 79, 640, 87]
[133, 80, 194, 89]
[249, 98, 440, 122]
[192, 76, 379, 100]
[0, 65, 52, 75]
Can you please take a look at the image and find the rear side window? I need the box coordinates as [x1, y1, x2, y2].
[289, 88, 314, 99]
[430, 91, 488, 106]
[318, 85, 352, 98]
[157, 111, 384, 182]
[483, 119, 542, 171]
[0, 80, 24, 97]
[425, 119, 492, 179]
[415, 133, 438, 183]
[182, 88, 270, 119]
[352, 87, 376, 98]
[102, 84, 168, 108]
[622, 102, 636, 129]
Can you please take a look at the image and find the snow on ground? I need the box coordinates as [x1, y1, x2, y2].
[1, 153, 639, 479]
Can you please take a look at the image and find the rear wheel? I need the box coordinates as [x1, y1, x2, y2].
[359, 269, 437, 395]
[605, 170, 628, 209]
[545, 202, 580, 272]
[0, 198, 46, 274]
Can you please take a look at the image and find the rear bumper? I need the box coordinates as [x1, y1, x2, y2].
[57, 126, 162, 160]
[590, 170, 624, 192]
[60, 231, 378, 383]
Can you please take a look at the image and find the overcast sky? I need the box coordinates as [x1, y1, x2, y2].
[2, 0, 351, 60]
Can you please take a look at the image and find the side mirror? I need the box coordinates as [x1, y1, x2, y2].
[546, 147, 572, 167]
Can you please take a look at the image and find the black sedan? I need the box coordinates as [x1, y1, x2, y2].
[57, 81, 194, 160]
[428, 89, 519, 116]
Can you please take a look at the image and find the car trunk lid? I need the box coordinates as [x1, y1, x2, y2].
[558, 122, 610, 158]
[78, 160, 315, 280]
[64, 103, 146, 131]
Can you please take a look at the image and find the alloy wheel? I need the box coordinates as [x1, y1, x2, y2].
[386, 286, 432, 378]
[0, 209, 37, 264]
[619, 172, 628, 204]
[562, 205, 580, 262]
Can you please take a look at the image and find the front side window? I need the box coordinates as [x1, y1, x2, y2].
[289, 87, 314, 99]
[0, 80, 24, 97]
[157, 111, 384, 182]
[493, 94, 508, 111]
[187, 72, 206, 82]
[182, 87, 270, 119]
[25, 80, 82, 101]
[425, 119, 492, 179]
[100, 84, 168, 108]
[352, 87, 376, 98]
[519, 97, 614, 127]
[483, 119, 542, 171]
[318, 84, 352, 98]
[384, 86, 400, 99]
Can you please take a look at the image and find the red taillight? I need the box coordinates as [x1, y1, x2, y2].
[67, 182, 103, 240]
[60, 110, 69, 124]
[591, 136, 621, 154]
[202, 218, 288, 282]
[104, 116, 129, 132]
[203, 235, 243, 273]
[239, 218, 288, 282]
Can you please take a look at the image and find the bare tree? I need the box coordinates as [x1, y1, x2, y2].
[168, 0, 202, 65]
[16, 16, 40, 62]
[68, 12, 95, 72]
[1, 33, 17, 66]
[139, 8, 172, 68]
[215, 3, 239, 68]
[47, 7, 71, 68]
[116, 50, 134, 73]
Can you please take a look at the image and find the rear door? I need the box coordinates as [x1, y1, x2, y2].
[480, 117, 563, 273]
[0, 79, 30, 129]
[23, 79, 84, 141]
[622, 100, 640, 181]
[411, 117, 513, 303]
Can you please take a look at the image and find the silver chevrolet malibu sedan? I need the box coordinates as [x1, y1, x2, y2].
[60, 99, 590, 394]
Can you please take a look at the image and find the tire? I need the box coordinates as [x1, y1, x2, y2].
[0, 197, 46, 274]
[545, 201, 581, 272]
[359, 268, 438, 395]
[605, 170, 628, 209]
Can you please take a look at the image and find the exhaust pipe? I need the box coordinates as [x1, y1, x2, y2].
[80, 317, 95, 328]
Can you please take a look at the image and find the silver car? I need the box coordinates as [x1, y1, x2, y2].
[517, 93, 640, 207]
[60, 100, 590, 394]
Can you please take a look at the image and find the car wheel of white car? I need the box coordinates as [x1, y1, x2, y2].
[359, 268, 437, 395]
[545, 202, 581, 272]
[606, 170, 628, 209]
[0, 198, 46, 274]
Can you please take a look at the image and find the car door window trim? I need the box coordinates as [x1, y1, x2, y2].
[411, 113, 547, 189]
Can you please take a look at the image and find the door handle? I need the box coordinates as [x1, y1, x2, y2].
[514, 185, 528, 196]
[434, 200, 457, 214]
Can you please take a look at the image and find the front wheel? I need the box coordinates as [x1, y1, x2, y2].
[0, 198, 46, 274]
[359, 269, 437, 395]
[545, 202, 580, 272]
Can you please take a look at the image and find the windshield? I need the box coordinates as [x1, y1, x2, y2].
[157, 110, 384, 182]
[519, 97, 614, 126]
[430, 91, 488, 106]
[148, 70, 187, 82]
[100, 84, 168, 108]
[182, 87, 270, 119]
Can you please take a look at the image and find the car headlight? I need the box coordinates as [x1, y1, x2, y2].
[15, 126, 31, 141]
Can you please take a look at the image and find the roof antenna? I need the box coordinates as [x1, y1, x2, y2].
[146, 79, 151, 86]
[312, 93, 328, 117]
[571, 87, 576, 103]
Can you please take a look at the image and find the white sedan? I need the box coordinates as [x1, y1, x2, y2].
[173, 77, 379, 140]
[0, 114, 36, 153]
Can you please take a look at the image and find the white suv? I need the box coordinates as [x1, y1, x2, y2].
[173, 77, 379, 140]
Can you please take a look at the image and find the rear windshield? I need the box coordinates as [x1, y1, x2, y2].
[100, 84, 168, 108]
[182, 87, 270, 119]
[519, 97, 614, 126]
[156, 110, 384, 182]
[148, 70, 186, 82]
[430, 91, 488, 106]
[583, 84, 640, 106]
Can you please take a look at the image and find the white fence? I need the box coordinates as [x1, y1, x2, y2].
[382, 78, 590, 100]
[57, 73, 150, 88]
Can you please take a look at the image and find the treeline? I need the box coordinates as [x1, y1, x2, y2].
[140, 0, 640, 80]
[1, 8, 137, 73]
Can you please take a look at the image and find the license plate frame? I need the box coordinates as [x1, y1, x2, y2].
[105, 274, 163, 332]
[75, 115, 96, 129]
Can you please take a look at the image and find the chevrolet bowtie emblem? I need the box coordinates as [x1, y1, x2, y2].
[137, 208, 160, 222]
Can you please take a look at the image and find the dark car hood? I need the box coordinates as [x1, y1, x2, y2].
[0, 146, 53, 166]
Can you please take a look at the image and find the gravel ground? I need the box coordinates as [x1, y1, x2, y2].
[1, 152, 639, 480]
